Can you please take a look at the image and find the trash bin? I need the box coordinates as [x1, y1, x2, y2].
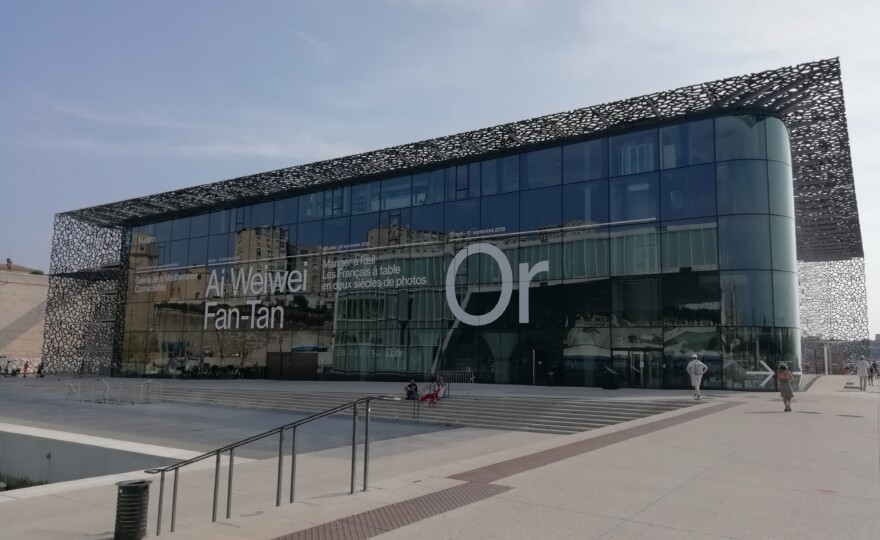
[601, 368, 620, 390]
[114, 479, 152, 540]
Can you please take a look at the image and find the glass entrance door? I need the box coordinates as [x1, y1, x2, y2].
[613, 350, 663, 388]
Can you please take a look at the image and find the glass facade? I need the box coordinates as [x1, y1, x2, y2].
[122, 114, 798, 390]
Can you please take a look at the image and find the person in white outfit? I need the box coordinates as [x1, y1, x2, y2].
[686, 354, 708, 399]
[854, 355, 870, 391]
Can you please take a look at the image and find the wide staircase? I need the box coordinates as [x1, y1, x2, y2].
[158, 387, 696, 435]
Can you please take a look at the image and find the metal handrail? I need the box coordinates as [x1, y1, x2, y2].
[145, 394, 399, 536]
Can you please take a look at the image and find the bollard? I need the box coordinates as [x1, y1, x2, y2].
[114, 479, 152, 540]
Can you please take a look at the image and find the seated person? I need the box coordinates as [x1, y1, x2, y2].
[404, 380, 418, 400]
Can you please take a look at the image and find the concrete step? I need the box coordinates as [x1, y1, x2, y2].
[158, 389, 693, 434]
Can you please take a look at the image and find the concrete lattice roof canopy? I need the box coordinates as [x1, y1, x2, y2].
[61, 58, 861, 263]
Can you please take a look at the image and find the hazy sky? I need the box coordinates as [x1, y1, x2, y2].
[1, 0, 879, 334]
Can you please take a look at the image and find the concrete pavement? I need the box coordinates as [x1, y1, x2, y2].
[1, 376, 878, 539]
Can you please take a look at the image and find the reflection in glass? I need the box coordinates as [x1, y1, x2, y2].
[715, 115, 767, 161]
[720, 271, 774, 326]
[661, 272, 720, 326]
[612, 277, 661, 327]
[773, 271, 799, 328]
[563, 180, 608, 225]
[445, 199, 479, 235]
[299, 192, 325, 222]
[770, 216, 797, 272]
[563, 139, 607, 183]
[609, 173, 658, 222]
[716, 160, 769, 215]
[381, 176, 412, 210]
[664, 327, 722, 388]
[273, 197, 298, 225]
[659, 164, 715, 221]
[324, 187, 351, 218]
[171, 217, 190, 240]
[250, 202, 274, 228]
[718, 215, 771, 270]
[189, 214, 210, 238]
[610, 223, 660, 276]
[660, 119, 714, 169]
[351, 182, 381, 214]
[521, 147, 561, 190]
[610, 129, 658, 176]
[481, 156, 519, 195]
[209, 210, 231, 235]
[765, 117, 792, 165]
[412, 171, 445, 205]
[481, 193, 519, 234]
[661, 218, 718, 272]
[519, 186, 561, 232]
[768, 162, 795, 217]
[563, 228, 609, 279]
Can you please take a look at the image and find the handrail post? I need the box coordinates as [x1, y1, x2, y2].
[350, 401, 358, 494]
[212, 452, 220, 522]
[289, 426, 297, 503]
[226, 448, 235, 519]
[156, 470, 165, 536]
[171, 468, 179, 532]
[276, 428, 284, 507]
[363, 398, 371, 491]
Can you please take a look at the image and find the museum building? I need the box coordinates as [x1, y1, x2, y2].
[42, 59, 866, 391]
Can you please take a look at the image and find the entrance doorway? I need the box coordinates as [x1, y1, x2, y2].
[612, 350, 663, 388]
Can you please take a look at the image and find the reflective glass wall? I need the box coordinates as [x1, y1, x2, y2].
[121, 114, 798, 390]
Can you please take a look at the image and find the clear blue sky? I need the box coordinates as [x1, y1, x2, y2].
[1, 0, 879, 334]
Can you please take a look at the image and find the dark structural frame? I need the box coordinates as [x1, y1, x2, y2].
[43, 58, 867, 375]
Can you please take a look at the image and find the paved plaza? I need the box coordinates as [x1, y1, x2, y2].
[0, 376, 878, 539]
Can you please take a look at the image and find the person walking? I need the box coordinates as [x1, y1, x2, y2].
[777, 364, 795, 412]
[22, 361, 29, 378]
[686, 354, 708, 400]
[854, 356, 870, 391]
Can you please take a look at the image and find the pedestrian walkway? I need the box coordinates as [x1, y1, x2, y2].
[2, 379, 877, 539]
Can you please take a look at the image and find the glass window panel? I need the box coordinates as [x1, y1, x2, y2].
[412, 171, 445, 206]
[562, 326, 611, 387]
[563, 278, 611, 325]
[563, 139, 608, 183]
[351, 182, 381, 214]
[661, 272, 720, 326]
[381, 176, 412, 210]
[611, 327, 663, 350]
[661, 218, 718, 272]
[299, 192, 325, 222]
[773, 271, 799, 328]
[187, 237, 208, 267]
[610, 223, 660, 276]
[768, 162, 795, 218]
[521, 147, 562, 190]
[664, 327, 722, 388]
[273, 197, 298, 226]
[563, 227, 609, 279]
[610, 129, 658, 176]
[716, 160, 769, 215]
[323, 217, 350, 250]
[770, 216, 797, 272]
[349, 212, 379, 248]
[189, 214, 210, 238]
[169, 239, 188, 267]
[660, 119, 714, 169]
[563, 179, 609, 225]
[766, 117, 792, 165]
[481, 156, 519, 195]
[154, 221, 173, 244]
[171, 217, 190, 240]
[208, 210, 231, 235]
[718, 215, 771, 270]
[378, 208, 411, 247]
[609, 172, 658, 223]
[660, 164, 715, 221]
[232, 206, 250, 232]
[612, 277, 661, 326]
[517, 239, 562, 281]
[410, 203, 444, 239]
[519, 186, 561, 232]
[207, 234, 234, 265]
[481, 192, 519, 235]
[250, 202, 274, 228]
[296, 220, 323, 253]
[720, 270, 775, 326]
[324, 187, 351, 218]
[445, 199, 479, 237]
[715, 115, 767, 161]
